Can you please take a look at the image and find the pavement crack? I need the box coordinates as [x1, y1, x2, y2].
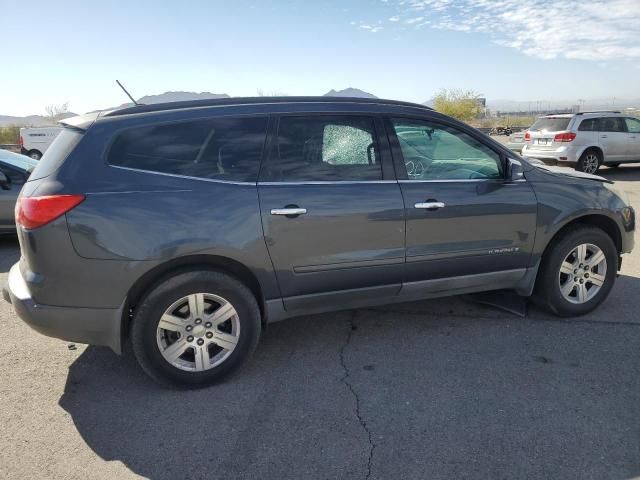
[339, 311, 375, 480]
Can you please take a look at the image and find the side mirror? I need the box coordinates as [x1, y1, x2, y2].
[508, 158, 525, 181]
[0, 172, 10, 190]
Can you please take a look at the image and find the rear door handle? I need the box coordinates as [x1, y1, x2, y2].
[270, 207, 307, 216]
[414, 201, 445, 210]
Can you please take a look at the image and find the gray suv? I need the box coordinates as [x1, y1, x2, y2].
[3, 97, 635, 387]
[522, 112, 640, 174]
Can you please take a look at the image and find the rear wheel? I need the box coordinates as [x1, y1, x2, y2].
[131, 270, 261, 388]
[576, 149, 601, 174]
[534, 226, 617, 316]
[27, 150, 42, 160]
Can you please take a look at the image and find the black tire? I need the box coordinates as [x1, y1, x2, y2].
[28, 150, 42, 160]
[576, 149, 601, 174]
[534, 226, 617, 316]
[131, 270, 261, 388]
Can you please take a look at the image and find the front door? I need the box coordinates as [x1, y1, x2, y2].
[259, 114, 405, 312]
[599, 117, 629, 161]
[386, 117, 538, 291]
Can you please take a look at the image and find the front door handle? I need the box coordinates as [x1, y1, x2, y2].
[270, 207, 307, 216]
[600, 135, 608, 138]
[414, 201, 445, 210]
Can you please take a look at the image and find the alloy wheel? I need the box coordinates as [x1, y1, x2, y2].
[582, 153, 599, 174]
[156, 293, 240, 371]
[558, 243, 607, 304]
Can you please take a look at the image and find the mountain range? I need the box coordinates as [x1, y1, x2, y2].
[2, 89, 638, 127]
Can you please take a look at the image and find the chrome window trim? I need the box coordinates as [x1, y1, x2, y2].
[258, 180, 397, 186]
[398, 178, 501, 184]
[109, 165, 257, 185]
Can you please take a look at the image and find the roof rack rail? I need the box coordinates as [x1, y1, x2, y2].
[102, 96, 434, 117]
[575, 111, 621, 115]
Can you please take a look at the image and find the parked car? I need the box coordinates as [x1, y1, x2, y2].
[506, 128, 529, 154]
[489, 126, 513, 136]
[3, 97, 635, 388]
[522, 112, 640, 174]
[19, 126, 63, 160]
[0, 149, 38, 233]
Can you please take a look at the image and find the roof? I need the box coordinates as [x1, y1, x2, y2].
[101, 96, 433, 117]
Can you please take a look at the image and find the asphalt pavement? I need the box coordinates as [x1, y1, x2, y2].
[0, 165, 639, 480]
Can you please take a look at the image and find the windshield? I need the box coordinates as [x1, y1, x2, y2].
[530, 118, 571, 132]
[0, 150, 38, 172]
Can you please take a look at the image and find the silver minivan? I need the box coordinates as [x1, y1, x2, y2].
[522, 112, 640, 173]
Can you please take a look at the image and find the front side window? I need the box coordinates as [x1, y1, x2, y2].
[624, 117, 640, 134]
[600, 117, 626, 133]
[391, 118, 502, 181]
[108, 116, 268, 182]
[262, 116, 381, 181]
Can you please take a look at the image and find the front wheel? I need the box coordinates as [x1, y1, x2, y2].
[131, 270, 261, 388]
[534, 226, 617, 316]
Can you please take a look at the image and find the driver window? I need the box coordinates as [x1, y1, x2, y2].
[391, 118, 502, 180]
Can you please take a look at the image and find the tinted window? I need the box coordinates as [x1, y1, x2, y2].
[262, 116, 381, 181]
[578, 118, 600, 131]
[391, 118, 502, 180]
[108, 116, 268, 182]
[530, 117, 571, 132]
[600, 117, 626, 133]
[28, 128, 83, 181]
[624, 117, 640, 134]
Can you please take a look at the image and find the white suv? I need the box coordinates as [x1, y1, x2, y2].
[522, 112, 640, 174]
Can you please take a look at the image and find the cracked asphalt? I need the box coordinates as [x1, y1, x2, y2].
[1, 165, 640, 480]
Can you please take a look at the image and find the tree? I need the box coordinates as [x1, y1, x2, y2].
[432, 89, 483, 122]
[44, 102, 70, 123]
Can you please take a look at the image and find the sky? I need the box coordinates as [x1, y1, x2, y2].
[2, 0, 639, 116]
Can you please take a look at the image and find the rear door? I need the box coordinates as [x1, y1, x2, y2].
[258, 114, 405, 312]
[624, 117, 640, 160]
[598, 117, 628, 161]
[386, 116, 538, 291]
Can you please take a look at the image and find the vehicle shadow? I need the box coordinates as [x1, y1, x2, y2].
[600, 164, 640, 182]
[58, 276, 640, 480]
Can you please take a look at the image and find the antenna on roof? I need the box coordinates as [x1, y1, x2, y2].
[115, 80, 142, 106]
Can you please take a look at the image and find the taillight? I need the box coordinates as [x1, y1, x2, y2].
[15, 194, 85, 230]
[554, 131, 576, 142]
[524, 131, 531, 141]
[19, 135, 24, 147]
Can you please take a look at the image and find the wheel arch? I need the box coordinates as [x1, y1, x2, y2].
[120, 254, 267, 346]
[542, 213, 622, 259]
[580, 145, 603, 162]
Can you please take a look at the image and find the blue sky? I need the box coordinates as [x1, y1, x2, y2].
[3, 0, 639, 116]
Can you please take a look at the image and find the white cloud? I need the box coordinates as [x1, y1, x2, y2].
[358, 23, 384, 33]
[378, 0, 640, 60]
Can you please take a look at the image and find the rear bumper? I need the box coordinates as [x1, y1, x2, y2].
[3, 263, 122, 354]
[522, 144, 580, 165]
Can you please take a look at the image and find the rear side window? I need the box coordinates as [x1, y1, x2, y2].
[578, 118, 600, 131]
[530, 117, 571, 132]
[600, 117, 626, 133]
[262, 116, 381, 181]
[108, 116, 268, 182]
[28, 128, 83, 181]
